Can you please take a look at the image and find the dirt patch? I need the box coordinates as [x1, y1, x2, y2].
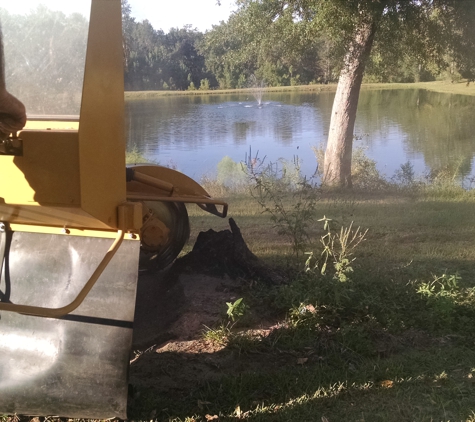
[130, 268, 248, 390]
[132, 270, 244, 349]
[129, 217, 292, 405]
[129, 260, 293, 398]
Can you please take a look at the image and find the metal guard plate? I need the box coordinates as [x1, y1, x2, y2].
[0, 231, 140, 419]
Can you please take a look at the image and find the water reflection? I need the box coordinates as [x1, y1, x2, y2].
[356, 89, 475, 178]
[125, 89, 475, 180]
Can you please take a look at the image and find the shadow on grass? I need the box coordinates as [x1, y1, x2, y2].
[128, 255, 475, 421]
[128, 344, 475, 421]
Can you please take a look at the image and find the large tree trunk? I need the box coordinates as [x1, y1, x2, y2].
[323, 19, 377, 187]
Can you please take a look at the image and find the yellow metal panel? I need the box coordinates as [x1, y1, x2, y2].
[118, 201, 143, 232]
[0, 203, 143, 231]
[78, 0, 126, 228]
[126, 165, 212, 197]
[0, 131, 81, 206]
[0, 204, 111, 229]
[9, 223, 140, 240]
[24, 119, 79, 131]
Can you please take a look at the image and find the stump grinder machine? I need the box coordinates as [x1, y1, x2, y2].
[0, 1, 227, 418]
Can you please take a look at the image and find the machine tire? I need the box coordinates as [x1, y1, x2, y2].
[138, 201, 190, 271]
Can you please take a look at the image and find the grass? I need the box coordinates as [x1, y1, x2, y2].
[166, 347, 475, 421]
[125, 79, 475, 100]
[124, 170, 475, 421]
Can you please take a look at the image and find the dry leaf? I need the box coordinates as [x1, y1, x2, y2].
[205, 415, 219, 421]
[306, 304, 316, 313]
[235, 405, 242, 418]
[322, 417, 329, 422]
[297, 357, 308, 365]
[379, 380, 394, 388]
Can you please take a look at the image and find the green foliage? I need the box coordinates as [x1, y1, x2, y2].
[226, 298, 248, 322]
[424, 159, 467, 188]
[351, 147, 389, 190]
[305, 217, 367, 283]
[199, 78, 210, 90]
[198, 1, 328, 89]
[122, 0, 217, 91]
[245, 152, 320, 255]
[314, 145, 388, 191]
[392, 161, 416, 186]
[131, 187, 475, 421]
[202, 298, 249, 347]
[216, 156, 248, 188]
[415, 273, 462, 326]
[202, 323, 231, 346]
[187, 81, 196, 91]
[125, 146, 152, 164]
[18, 0, 470, 96]
[271, 264, 475, 358]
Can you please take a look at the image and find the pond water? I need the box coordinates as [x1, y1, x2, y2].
[125, 89, 475, 182]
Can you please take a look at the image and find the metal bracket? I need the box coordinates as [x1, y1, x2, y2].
[0, 137, 23, 156]
[0, 223, 8, 301]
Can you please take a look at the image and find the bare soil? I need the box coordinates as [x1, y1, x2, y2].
[129, 267, 279, 396]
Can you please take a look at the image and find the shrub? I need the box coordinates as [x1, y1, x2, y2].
[126, 146, 151, 164]
[392, 161, 416, 186]
[200, 78, 210, 90]
[245, 151, 320, 255]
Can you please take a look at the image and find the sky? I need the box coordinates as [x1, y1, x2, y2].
[129, 0, 236, 32]
[2, 0, 237, 32]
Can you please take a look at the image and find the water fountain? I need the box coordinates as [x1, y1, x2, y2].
[249, 75, 266, 107]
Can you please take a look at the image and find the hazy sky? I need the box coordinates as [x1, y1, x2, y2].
[2, 0, 237, 32]
[130, 0, 236, 32]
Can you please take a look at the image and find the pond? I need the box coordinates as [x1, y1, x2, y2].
[125, 89, 475, 183]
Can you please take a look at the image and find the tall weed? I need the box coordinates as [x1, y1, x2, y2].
[244, 150, 320, 255]
[305, 217, 368, 282]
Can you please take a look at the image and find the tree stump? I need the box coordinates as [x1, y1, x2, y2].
[173, 218, 285, 285]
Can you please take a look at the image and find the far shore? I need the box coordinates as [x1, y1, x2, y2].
[125, 80, 475, 100]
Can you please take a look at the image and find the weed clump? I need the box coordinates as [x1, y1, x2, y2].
[244, 150, 320, 256]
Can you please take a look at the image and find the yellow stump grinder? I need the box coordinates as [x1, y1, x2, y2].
[0, 1, 227, 418]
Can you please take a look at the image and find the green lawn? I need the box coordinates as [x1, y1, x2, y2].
[126, 179, 475, 421]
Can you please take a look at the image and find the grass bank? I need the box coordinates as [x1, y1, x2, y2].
[124, 83, 336, 100]
[125, 80, 475, 100]
[128, 174, 475, 421]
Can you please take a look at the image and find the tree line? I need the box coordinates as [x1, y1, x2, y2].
[2, 1, 473, 96]
[121, 0, 475, 92]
